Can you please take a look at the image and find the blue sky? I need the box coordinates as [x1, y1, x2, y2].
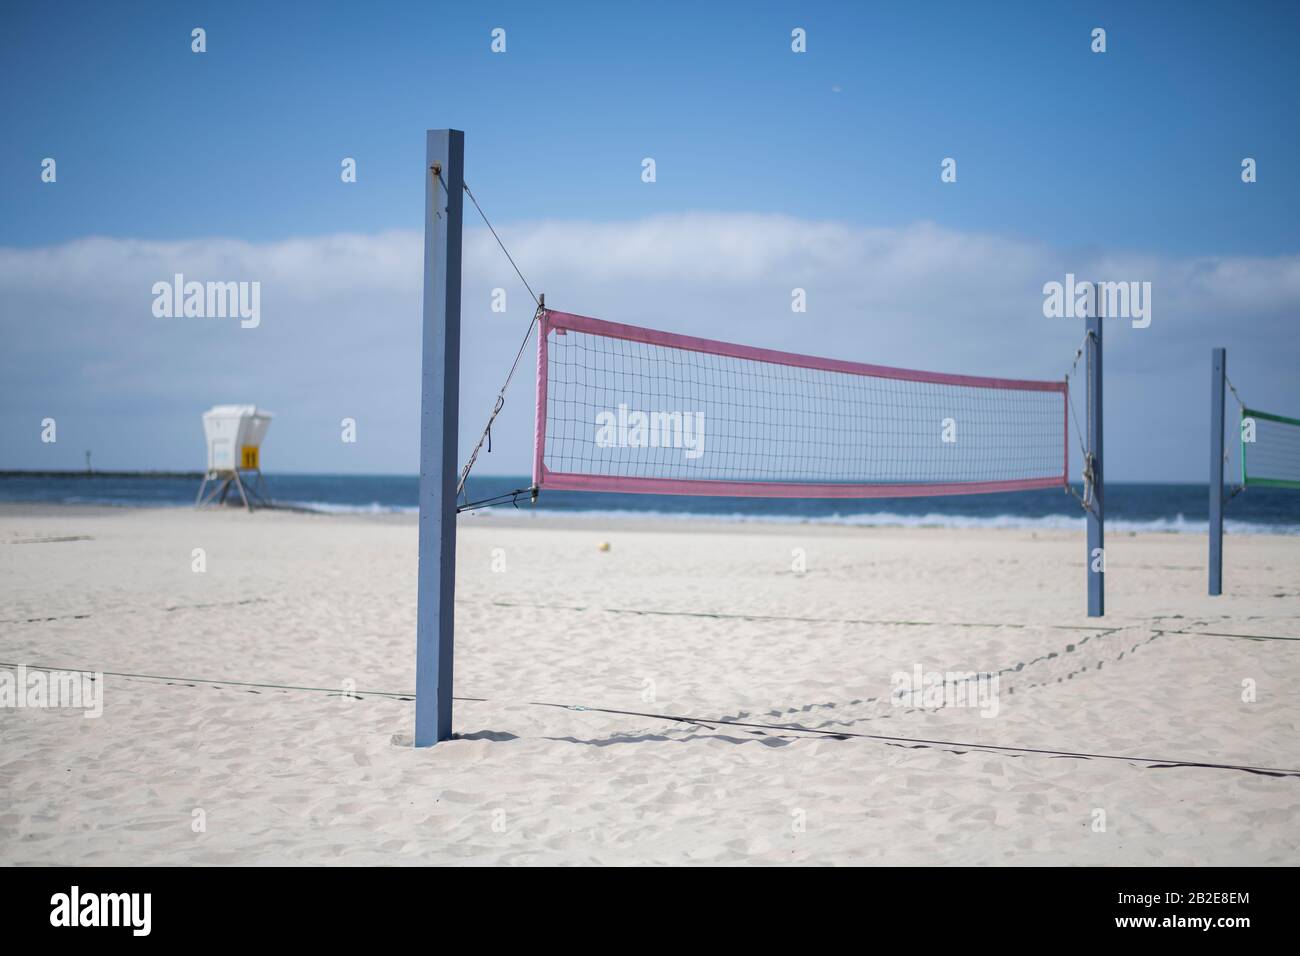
[5, 1, 1297, 252]
[2, 1, 1298, 479]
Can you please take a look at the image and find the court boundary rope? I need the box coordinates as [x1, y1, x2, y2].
[6, 657, 1297, 778]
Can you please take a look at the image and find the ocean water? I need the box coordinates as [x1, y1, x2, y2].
[2, 472, 1299, 535]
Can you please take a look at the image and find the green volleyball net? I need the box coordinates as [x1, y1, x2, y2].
[1241, 407, 1300, 490]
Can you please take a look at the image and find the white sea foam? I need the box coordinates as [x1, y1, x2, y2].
[278, 499, 417, 515]
[14, 493, 1299, 534]
[465, 506, 1300, 535]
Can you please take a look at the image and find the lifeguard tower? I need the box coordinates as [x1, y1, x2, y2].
[196, 405, 273, 511]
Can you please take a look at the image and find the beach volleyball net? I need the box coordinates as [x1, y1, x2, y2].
[1209, 350, 1300, 596]
[533, 310, 1068, 498]
[1241, 407, 1300, 490]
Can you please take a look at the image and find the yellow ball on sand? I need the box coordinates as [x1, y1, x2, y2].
[598, 541, 611, 552]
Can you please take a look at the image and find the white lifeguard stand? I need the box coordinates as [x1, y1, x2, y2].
[196, 405, 273, 511]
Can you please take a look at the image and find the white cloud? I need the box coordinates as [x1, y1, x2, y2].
[2, 214, 1297, 480]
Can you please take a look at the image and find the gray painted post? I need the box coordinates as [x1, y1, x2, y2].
[415, 129, 463, 746]
[1087, 286, 1104, 617]
[1209, 347, 1226, 596]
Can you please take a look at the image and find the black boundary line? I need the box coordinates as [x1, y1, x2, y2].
[524, 699, 1300, 777]
[4, 660, 1297, 778]
[483, 601, 1300, 641]
[6, 600, 1296, 643]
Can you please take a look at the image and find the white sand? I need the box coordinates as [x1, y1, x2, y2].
[1, 503, 1297, 865]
